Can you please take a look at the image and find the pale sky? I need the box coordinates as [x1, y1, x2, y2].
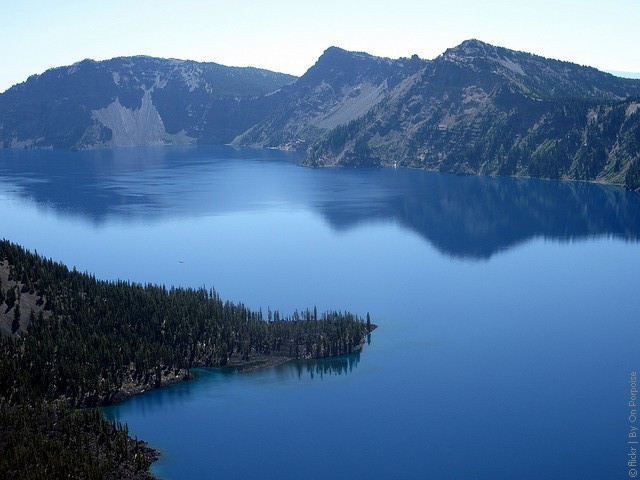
[1, 0, 639, 93]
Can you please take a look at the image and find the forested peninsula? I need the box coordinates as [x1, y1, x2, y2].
[0, 239, 375, 478]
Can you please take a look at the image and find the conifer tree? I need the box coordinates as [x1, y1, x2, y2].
[5, 287, 15, 307]
[11, 303, 20, 334]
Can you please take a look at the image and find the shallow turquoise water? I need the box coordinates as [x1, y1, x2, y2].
[1, 145, 639, 479]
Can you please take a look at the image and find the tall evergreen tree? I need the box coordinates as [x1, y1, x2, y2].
[11, 303, 20, 334]
[5, 287, 15, 307]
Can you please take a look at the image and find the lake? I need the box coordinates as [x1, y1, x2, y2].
[1, 145, 639, 479]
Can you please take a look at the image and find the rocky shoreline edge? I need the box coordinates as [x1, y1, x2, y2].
[97, 325, 376, 478]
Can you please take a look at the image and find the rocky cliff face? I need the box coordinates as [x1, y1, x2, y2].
[0, 56, 296, 149]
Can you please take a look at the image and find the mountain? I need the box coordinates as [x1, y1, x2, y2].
[0, 56, 296, 149]
[231, 46, 427, 150]
[2, 42, 640, 189]
[302, 40, 640, 189]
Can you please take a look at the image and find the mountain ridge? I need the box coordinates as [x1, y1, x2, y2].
[301, 41, 640, 189]
[230, 46, 427, 150]
[0, 56, 296, 149]
[1, 41, 640, 189]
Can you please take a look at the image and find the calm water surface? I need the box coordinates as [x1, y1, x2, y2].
[0, 146, 639, 479]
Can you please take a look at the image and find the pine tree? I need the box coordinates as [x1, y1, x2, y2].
[12, 303, 21, 334]
[5, 287, 15, 307]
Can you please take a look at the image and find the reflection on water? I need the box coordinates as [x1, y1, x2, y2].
[288, 351, 361, 380]
[104, 353, 361, 419]
[314, 168, 640, 259]
[0, 145, 300, 222]
[1, 145, 639, 261]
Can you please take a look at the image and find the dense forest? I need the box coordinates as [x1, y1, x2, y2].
[0, 239, 374, 478]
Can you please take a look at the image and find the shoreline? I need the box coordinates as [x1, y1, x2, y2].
[101, 326, 376, 406]
[2, 143, 634, 191]
[0, 239, 378, 479]
[103, 323, 378, 407]
[100, 326, 376, 477]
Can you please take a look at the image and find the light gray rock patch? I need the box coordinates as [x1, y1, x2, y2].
[314, 82, 387, 129]
[91, 90, 194, 147]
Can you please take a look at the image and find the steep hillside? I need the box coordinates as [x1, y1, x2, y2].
[0, 56, 296, 149]
[232, 46, 427, 149]
[304, 40, 640, 189]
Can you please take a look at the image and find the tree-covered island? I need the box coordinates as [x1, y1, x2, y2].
[0, 239, 375, 478]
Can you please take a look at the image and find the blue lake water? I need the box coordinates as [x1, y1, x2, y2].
[0, 145, 639, 479]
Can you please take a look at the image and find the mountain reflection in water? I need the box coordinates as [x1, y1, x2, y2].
[0, 145, 638, 260]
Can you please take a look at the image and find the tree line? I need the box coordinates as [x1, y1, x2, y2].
[0, 239, 375, 477]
